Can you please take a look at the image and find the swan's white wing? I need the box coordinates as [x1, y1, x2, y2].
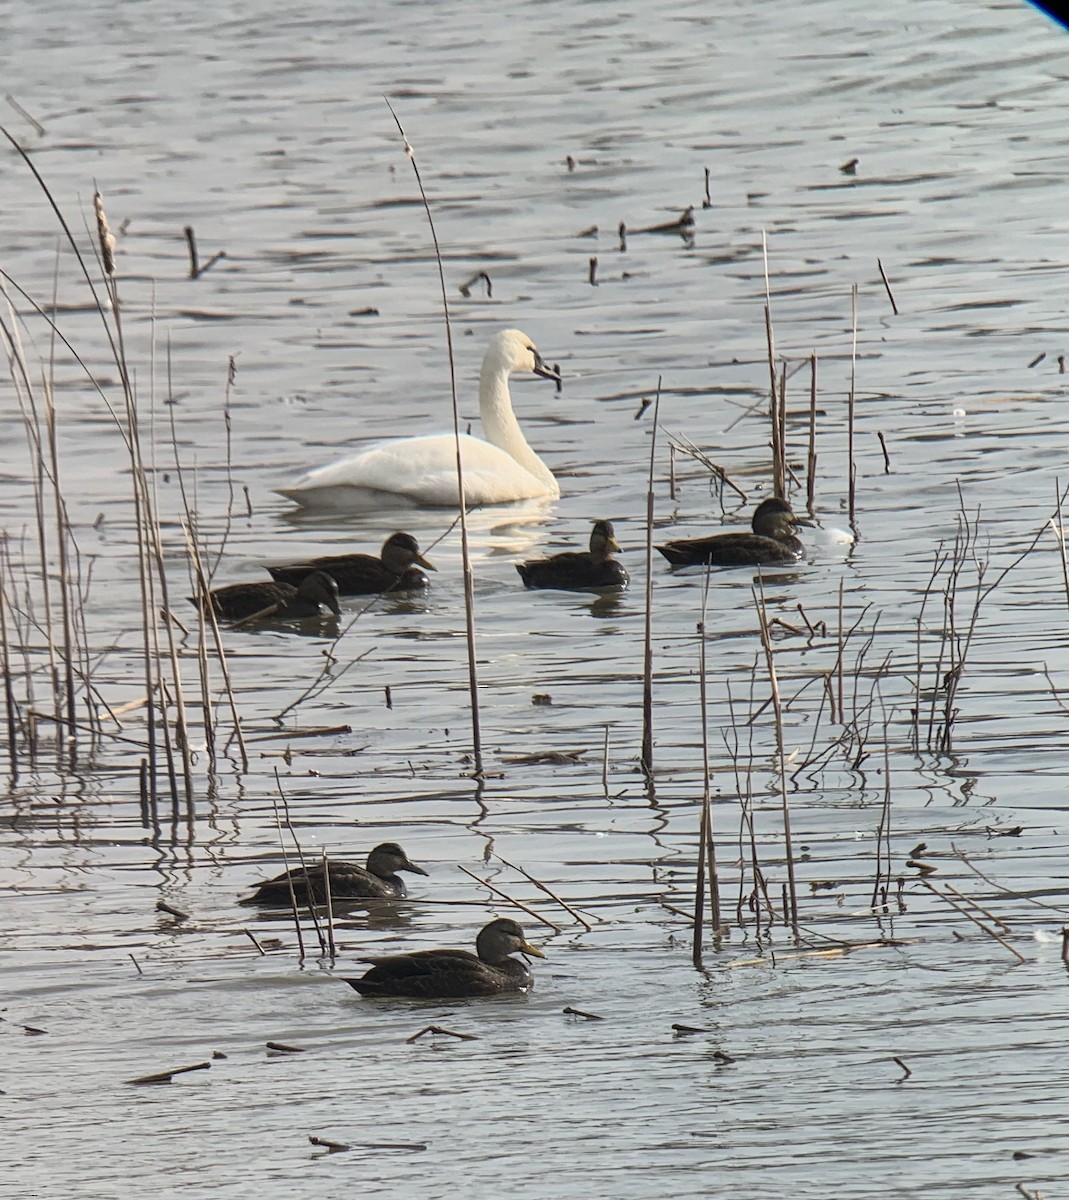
[278, 434, 554, 510]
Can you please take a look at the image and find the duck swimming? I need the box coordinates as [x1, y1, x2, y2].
[342, 918, 546, 999]
[241, 842, 427, 905]
[656, 497, 809, 567]
[517, 520, 628, 591]
[265, 532, 436, 596]
[191, 569, 341, 622]
[278, 329, 561, 511]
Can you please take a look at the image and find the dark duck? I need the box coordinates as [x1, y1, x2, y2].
[517, 520, 628, 591]
[656, 497, 809, 567]
[192, 569, 341, 622]
[241, 842, 427, 905]
[265, 532, 435, 596]
[342, 918, 546, 999]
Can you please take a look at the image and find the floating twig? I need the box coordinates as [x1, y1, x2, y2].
[4, 94, 45, 137]
[458, 271, 492, 298]
[631, 206, 695, 235]
[127, 1061, 211, 1086]
[309, 1136, 351, 1153]
[588, 256, 598, 286]
[406, 1025, 479, 1043]
[155, 900, 189, 921]
[266, 1041, 306, 1054]
[563, 1006, 604, 1021]
[892, 1055, 912, 1081]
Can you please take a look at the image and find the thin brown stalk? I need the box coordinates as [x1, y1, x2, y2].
[754, 584, 799, 930]
[493, 853, 592, 930]
[693, 566, 721, 967]
[877, 258, 899, 315]
[322, 849, 337, 960]
[455, 864, 561, 932]
[641, 382, 662, 781]
[806, 353, 817, 516]
[386, 101, 482, 778]
[919, 879, 1027, 963]
[847, 283, 858, 527]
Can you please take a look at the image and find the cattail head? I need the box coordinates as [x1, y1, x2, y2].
[93, 190, 117, 276]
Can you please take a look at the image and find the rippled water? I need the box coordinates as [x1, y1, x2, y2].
[3, 1, 1069, 1196]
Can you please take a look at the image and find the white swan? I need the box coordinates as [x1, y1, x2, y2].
[277, 329, 561, 511]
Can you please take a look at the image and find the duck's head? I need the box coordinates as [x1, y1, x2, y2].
[367, 842, 428, 878]
[475, 917, 546, 964]
[381, 532, 436, 574]
[590, 519, 622, 557]
[751, 496, 812, 539]
[298, 570, 342, 615]
[488, 329, 561, 384]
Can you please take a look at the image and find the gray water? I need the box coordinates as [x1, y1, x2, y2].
[2, 0, 1068, 1196]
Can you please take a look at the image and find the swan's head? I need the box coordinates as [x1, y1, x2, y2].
[486, 329, 561, 383]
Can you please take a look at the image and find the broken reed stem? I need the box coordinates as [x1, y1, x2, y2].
[775, 360, 787, 499]
[493, 852, 592, 931]
[641, 382, 662, 782]
[693, 567, 721, 966]
[848, 282, 858, 527]
[806, 353, 817, 516]
[836, 578, 846, 724]
[0, 542, 17, 781]
[322, 848, 336, 960]
[270, 769, 313, 959]
[386, 102, 482, 779]
[601, 723, 610, 796]
[3, 287, 69, 760]
[455, 864, 562, 933]
[919, 878, 1027, 963]
[877, 258, 899, 316]
[763, 304, 781, 499]
[754, 584, 799, 931]
[1052, 482, 1069, 618]
[46, 385, 80, 760]
[871, 694, 893, 909]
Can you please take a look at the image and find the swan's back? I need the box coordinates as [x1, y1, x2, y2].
[278, 329, 560, 511]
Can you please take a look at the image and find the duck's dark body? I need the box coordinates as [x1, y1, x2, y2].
[517, 520, 628, 591]
[241, 842, 426, 906]
[266, 533, 435, 596]
[343, 918, 545, 999]
[192, 570, 341, 621]
[656, 497, 806, 567]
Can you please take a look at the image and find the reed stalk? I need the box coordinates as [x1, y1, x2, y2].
[753, 584, 799, 930]
[806, 353, 817, 516]
[386, 102, 483, 778]
[640, 383, 661, 781]
[847, 283, 858, 528]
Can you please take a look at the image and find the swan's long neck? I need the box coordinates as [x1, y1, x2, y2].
[478, 360, 556, 490]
